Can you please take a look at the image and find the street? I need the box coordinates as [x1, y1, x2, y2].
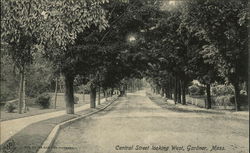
[2, 1, 249, 153]
[50, 91, 249, 153]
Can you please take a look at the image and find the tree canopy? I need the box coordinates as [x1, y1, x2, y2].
[1, 0, 248, 113]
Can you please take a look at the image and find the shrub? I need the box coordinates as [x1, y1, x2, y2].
[74, 96, 79, 104]
[240, 90, 247, 95]
[211, 85, 234, 96]
[188, 84, 205, 96]
[36, 93, 51, 109]
[4, 101, 17, 113]
[239, 95, 248, 105]
[0, 89, 17, 102]
[213, 95, 235, 106]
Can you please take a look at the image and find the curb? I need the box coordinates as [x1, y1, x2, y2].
[37, 97, 118, 153]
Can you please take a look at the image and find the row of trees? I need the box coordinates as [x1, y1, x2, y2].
[1, 0, 248, 114]
[145, 0, 248, 111]
[1, 0, 160, 114]
[2, 0, 112, 114]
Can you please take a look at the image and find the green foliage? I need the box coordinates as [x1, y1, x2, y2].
[0, 89, 16, 102]
[213, 95, 235, 106]
[66, 0, 155, 90]
[182, 0, 248, 83]
[74, 96, 79, 104]
[4, 101, 17, 113]
[239, 95, 248, 105]
[211, 85, 234, 96]
[40, 0, 109, 49]
[188, 84, 205, 96]
[35, 93, 51, 109]
[39, 0, 109, 80]
[25, 57, 54, 97]
[1, 0, 110, 91]
[1, 50, 54, 100]
[0, 52, 19, 101]
[1, 0, 43, 69]
[148, 0, 248, 109]
[1, 0, 248, 112]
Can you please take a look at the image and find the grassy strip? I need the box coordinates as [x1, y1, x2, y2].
[1, 94, 103, 121]
[147, 93, 248, 120]
[146, 92, 225, 114]
[0, 99, 116, 153]
[0, 93, 106, 121]
[1, 107, 68, 122]
[0, 100, 89, 122]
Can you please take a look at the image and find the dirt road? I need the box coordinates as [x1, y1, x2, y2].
[50, 91, 249, 153]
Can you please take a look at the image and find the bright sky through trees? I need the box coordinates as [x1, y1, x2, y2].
[129, 36, 136, 42]
[160, 0, 179, 11]
[168, 0, 176, 6]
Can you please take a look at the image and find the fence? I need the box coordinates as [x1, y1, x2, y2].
[186, 95, 238, 110]
[186, 95, 206, 108]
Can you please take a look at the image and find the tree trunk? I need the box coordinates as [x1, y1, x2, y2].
[168, 79, 172, 99]
[82, 85, 85, 104]
[174, 77, 177, 104]
[18, 70, 24, 114]
[64, 74, 74, 114]
[177, 80, 182, 103]
[156, 86, 160, 94]
[248, 39, 250, 106]
[90, 84, 96, 108]
[164, 88, 168, 99]
[246, 80, 248, 94]
[22, 75, 26, 113]
[98, 86, 101, 105]
[59, 84, 62, 93]
[111, 87, 114, 96]
[103, 89, 107, 101]
[248, 80, 250, 106]
[206, 83, 211, 109]
[181, 80, 186, 105]
[169, 87, 173, 99]
[233, 81, 240, 111]
[170, 77, 173, 99]
[161, 88, 164, 97]
[54, 77, 58, 109]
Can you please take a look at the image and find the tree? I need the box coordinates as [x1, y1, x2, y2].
[182, 0, 248, 110]
[1, 0, 46, 113]
[143, 7, 193, 105]
[70, 0, 156, 100]
[0, 47, 19, 102]
[39, 0, 109, 114]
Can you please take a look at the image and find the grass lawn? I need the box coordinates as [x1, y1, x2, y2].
[0, 98, 116, 153]
[147, 92, 249, 120]
[0, 93, 104, 121]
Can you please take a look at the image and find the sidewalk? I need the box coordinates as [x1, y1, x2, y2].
[0, 98, 107, 144]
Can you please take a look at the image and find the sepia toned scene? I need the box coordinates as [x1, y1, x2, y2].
[0, 0, 249, 153]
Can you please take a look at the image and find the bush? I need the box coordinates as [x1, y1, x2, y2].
[240, 90, 247, 95]
[239, 95, 248, 106]
[36, 93, 51, 109]
[0, 89, 17, 102]
[188, 84, 205, 96]
[213, 95, 235, 106]
[74, 96, 79, 104]
[4, 101, 17, 113]
[211, 85, 234, 96]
